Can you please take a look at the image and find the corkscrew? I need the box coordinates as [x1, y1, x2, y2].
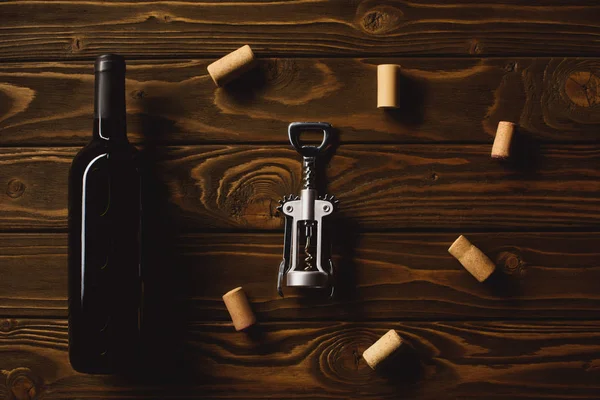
[277, 122, 338, 298]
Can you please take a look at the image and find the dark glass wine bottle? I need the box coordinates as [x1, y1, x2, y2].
[68, 54, 142, 374]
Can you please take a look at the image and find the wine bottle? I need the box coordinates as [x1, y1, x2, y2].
[68, 54, 142, 374]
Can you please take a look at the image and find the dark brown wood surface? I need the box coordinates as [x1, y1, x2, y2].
[1, 319, 600, 399]
[2, 233, 599, 320]
[0, 58, 598, 145]
[1, 145, 598, 230]
[1, 1, 599, 398]
[1, 1, 600, 59]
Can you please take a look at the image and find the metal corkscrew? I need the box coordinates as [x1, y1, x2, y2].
[277, 122, 338, 298]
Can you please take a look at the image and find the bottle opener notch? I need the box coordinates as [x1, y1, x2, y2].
[277, 122, 337, 298]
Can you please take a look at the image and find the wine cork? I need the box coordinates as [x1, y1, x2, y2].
[491, 121, 515, 159]
[362, 329, 403, 370]
[377, 64, 400, 108]
[222, 287, 256, 331]
[207, 45, 257, 87]
[448, 235, 496, 282]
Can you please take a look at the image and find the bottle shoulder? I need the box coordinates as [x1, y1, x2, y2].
[70, 139, 139, 177]
[70, 141, 107, 174]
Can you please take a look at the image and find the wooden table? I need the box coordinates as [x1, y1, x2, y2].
[1, 1, 599, 398]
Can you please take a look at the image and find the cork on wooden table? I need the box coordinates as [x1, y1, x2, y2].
[377, 64, 401, 109]
[362, 329, 404, 370]
[207, 45, 257, 87]
[492, 121, 516, 159]
[448, 235, 496, 282]
[222, 287, 256, 331]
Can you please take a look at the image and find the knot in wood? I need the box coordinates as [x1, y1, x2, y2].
[359, 6, 403, 35]
[147, 14, 172, 23]
[5, 367, 39, 400]
[0, 318, 12, 332]
[131, 89, 147, 99]
[69, 37, 83, 53]
[504, 62, 517, 72]
[263, 59, 297, 88]
[318, 329, 377, 387]
[6, 178, 25, 198]
[564, 71, 600, 108]
[469, 39, 483, 55]
[496, 251, 525, 276]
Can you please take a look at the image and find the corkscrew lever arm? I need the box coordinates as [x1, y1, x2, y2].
[277, 200, 294, 297]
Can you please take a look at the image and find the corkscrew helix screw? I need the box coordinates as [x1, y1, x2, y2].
[276, 122, 338, 298]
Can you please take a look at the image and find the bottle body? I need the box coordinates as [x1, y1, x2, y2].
[68, 55, 141, 374]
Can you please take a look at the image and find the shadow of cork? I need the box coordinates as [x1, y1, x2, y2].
[485, 249, 528, 299]
[214, 60, 270, 106]
[501, 127, 543, 176]
[376, 340, 425, 386]
[383, 71, 428, 128]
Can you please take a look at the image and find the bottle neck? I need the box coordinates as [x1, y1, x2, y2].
[93, 59, 127, 142]
[93, 118, 127, 142]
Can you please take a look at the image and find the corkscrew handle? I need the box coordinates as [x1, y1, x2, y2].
[288, 122, 333, 158]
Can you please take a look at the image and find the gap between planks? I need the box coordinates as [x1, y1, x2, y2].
[4, 55, 600, 65]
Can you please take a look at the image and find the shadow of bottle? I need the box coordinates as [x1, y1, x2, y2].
[129, 95, 196, 385]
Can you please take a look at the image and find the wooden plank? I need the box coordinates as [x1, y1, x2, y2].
[0, 234, 66, 317]
[1, 58, 599, 145]
[1, 319, 599, 399]
[2, 232, 599, 320]
[1, 1, 600, 60]
[0, 147, 73, 230]
[1, 144, 598, 230]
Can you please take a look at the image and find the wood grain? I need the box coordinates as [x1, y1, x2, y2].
[1, 144, 598, 230]
[1, 1, 600, 60]
[2, 232, 599, 320]
[1, 319, 599, 399]
[0, 148, 73, 230]
[2, 1, 599, 398]
[1, 58, 599, 145]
